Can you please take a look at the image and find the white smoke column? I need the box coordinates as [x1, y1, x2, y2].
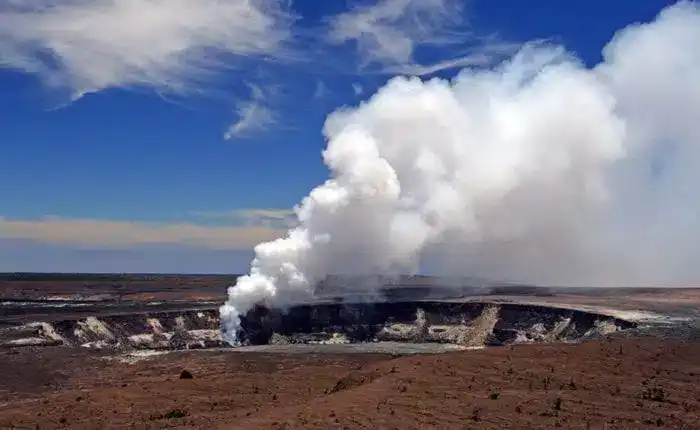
[220, 1, 700, 343]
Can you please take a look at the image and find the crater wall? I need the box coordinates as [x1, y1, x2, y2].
[0, 302, 635, 351]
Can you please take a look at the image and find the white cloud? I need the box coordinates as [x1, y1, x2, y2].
[385, 54, 489, 76]
[0, 0, 294, 98]
[352, 83, 364, 95]
[224, 83, 275, 139]
[0, 215, 286, 249]
[326, 0, 520, 76]
[383, 41, 521, 76]
[328, 0, 461, 65]
[329, 0, 496, 72]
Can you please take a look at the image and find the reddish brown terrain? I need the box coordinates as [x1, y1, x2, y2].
[2, 274, 700, 429]
[0, 274, 232, 302]
[0, 337, 698, 429]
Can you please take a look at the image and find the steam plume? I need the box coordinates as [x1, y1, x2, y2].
[220, 2, 700, 343]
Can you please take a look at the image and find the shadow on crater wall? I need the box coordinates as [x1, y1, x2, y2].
[237, 301, 636, 347]
[0, 301, 636, 351]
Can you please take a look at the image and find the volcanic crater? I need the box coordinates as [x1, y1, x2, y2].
[1, 300, 636, 352]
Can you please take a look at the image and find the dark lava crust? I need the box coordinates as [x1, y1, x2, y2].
[1, 299, 637, 351]
[235, 301, 636, 347]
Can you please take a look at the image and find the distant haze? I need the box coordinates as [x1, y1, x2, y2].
[0, 240, 253, 274]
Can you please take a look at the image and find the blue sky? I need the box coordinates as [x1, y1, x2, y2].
[0, 0, 684, 273]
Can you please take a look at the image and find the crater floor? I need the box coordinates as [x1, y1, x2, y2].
[0, 301, 639, 352]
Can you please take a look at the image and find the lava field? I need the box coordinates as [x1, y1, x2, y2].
[1, 276, 700, 428]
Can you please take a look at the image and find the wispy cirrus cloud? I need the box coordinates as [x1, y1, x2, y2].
[224, 83, 276, 139]
[0, 0, 519, 140]
[0, 0, 295, 99]
[327, 0, 517, 76]
[327, 0, 463, 66]
[382, 41, 521, 76]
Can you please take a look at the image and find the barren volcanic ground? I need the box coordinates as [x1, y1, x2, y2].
[1, 274, 700, 429]
[3, 337, 700, 429]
